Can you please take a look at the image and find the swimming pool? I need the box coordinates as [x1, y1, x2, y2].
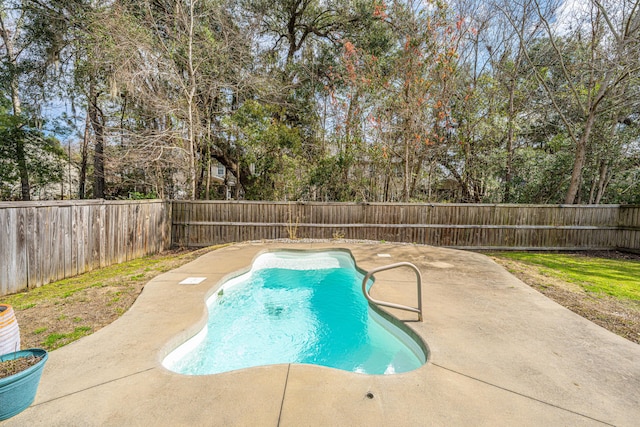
[163, 250, 428, 375]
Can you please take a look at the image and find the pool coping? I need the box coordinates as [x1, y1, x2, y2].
[4, 241, 640, 426]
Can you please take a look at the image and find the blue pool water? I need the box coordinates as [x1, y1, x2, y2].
[163, 251, 427, 375]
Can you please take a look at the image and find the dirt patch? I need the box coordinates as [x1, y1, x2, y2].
[491, 255, 640, 344]
[15, 281, 144, 350]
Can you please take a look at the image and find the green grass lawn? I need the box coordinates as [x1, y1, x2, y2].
[489, 252, 640, 301]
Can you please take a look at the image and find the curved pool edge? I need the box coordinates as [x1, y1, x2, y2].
[156, 265, 254, 365]
[160, 246, 431, 376]
[367, 303, 431, 368]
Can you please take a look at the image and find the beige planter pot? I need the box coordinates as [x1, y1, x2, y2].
[0, 305, 20, 356]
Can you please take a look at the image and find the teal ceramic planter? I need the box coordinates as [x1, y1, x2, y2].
[0, 349, 48, 420]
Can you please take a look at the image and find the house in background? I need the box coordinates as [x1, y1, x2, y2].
[210, 161, 237, 200]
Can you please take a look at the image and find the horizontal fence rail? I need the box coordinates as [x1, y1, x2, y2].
[172, 201, 640, 252]
[0, 200, 171, 297]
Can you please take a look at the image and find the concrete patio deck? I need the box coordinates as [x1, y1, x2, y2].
[4, 241, 640, 426]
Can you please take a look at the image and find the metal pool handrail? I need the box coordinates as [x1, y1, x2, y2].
[361, 262, 423, 322]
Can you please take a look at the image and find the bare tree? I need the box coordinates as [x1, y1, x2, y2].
[502, 0, 640, 203]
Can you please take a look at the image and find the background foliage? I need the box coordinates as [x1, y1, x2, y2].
[0, 0, 638, 203]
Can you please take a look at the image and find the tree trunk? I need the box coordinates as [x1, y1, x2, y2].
[594, 161, 609, 204]
[504, 74, 518, 203]
[12, 85, 29, 201]
[588, 158, 610, 205]
[1, 18, 30, 200]
[15, 134, 30, 201]
[383, 173, 390, 202]
[186, 0, 198, 200]
[402, 137, 410, 202]
[409, 152, 426, 198]
[564, 110, 597, 204]
[503, 11, 528, 203]
[78, 112, 90, 199]
[88, 80, 105, 199]
[564, 140, 586, 204]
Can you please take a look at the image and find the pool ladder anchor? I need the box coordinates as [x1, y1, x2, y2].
[362, 262, 423, 322]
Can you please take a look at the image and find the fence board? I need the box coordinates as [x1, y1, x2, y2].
[26, 207, 39, 288]
[40, 206, 52, 287]
[0, 209, 11, 295]
[15, 209, 28, 290]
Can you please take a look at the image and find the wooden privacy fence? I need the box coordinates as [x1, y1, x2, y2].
[2, 200, 638, 297]
[0, 200, 171, 297]
[172, 201, 640, 251]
